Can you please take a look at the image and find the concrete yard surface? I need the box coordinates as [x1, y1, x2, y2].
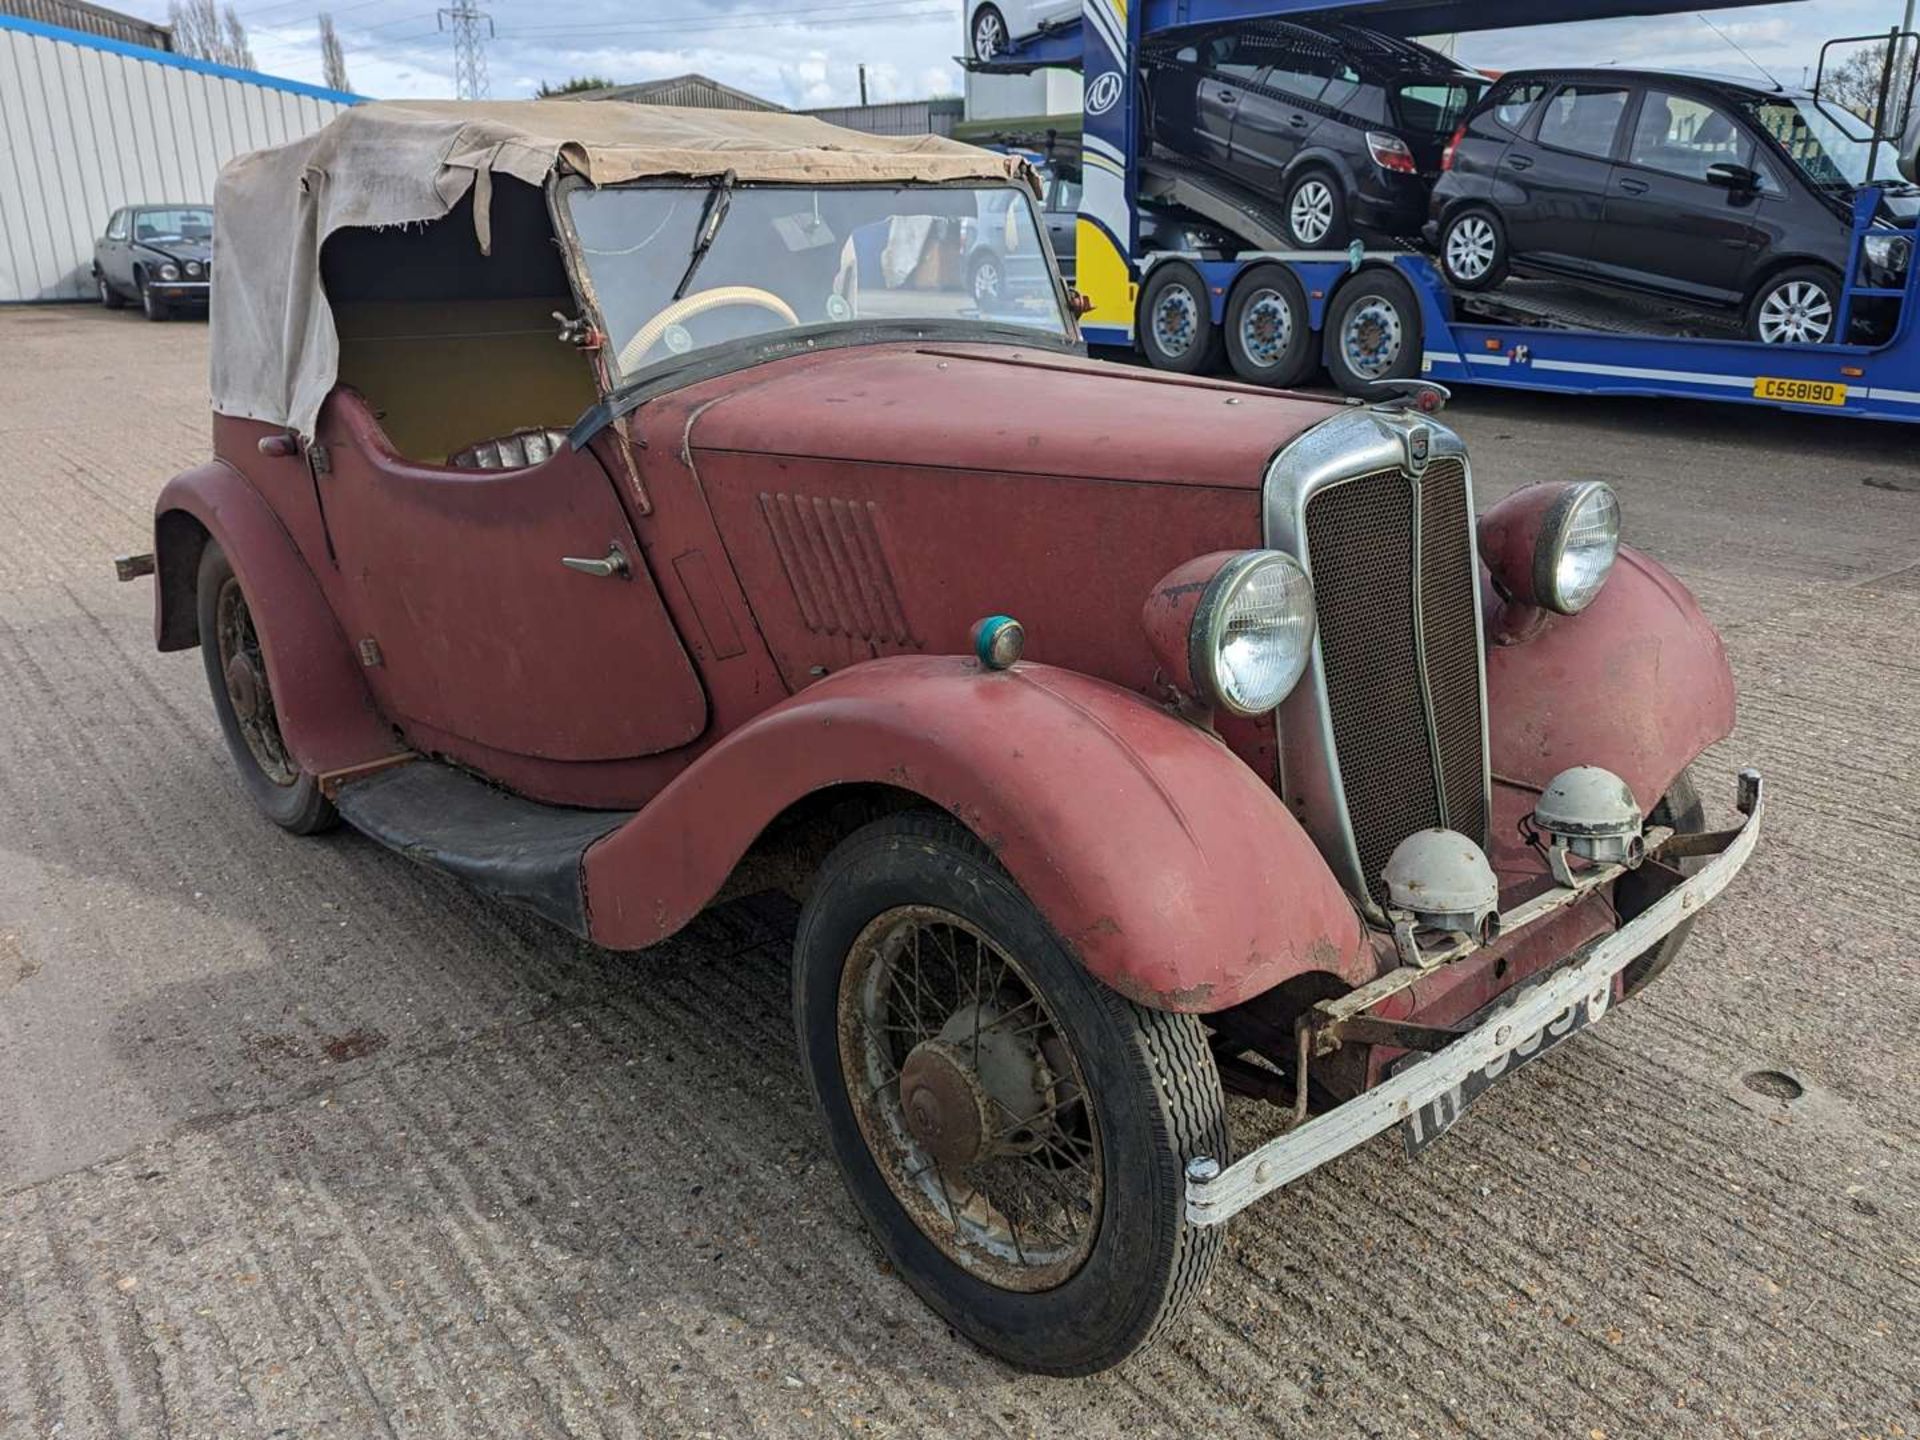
[1, 304, 1917, 1438]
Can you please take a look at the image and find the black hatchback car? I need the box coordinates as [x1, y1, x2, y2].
[1142, 20, 1486, 249]
[1428, 69, 1916, 344]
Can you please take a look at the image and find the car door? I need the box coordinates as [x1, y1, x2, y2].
[1232, 45, 1336, 182]
[1503, 82, 1634, 272]
[1596, 86, 1777, 304]
[315, 395, 708, 764]
[1193, 33, 1260, 173]
[100, 210, 129, 286]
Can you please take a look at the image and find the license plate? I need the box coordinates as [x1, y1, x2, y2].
[1754, 376, 1847, 407]
[1397, 984, 1611, 1156]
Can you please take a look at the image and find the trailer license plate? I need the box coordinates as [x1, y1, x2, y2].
[1396, 985, 1609, 1156]
[1754, 377, 1847, 407]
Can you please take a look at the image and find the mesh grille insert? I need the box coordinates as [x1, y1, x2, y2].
[1304, 458, 1485, 905]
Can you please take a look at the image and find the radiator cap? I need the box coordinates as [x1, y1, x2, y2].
[1382, 829, 1500, 942]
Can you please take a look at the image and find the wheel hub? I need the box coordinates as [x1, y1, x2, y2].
[225, 653, 262, 722]
[899, 1041, 995, 1169]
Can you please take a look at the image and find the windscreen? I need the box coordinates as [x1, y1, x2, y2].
[134, 207, 213, 242]
[1393, 80, 1486, 139]
[1751, 97, 1883, 187]
[567, 182, 1069, 382]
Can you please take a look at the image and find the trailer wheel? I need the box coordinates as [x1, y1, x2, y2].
[1439, 207, 1508, 291]
[1224, 265, 1315, 387]
[793, 811, 1227, 1375]
[1138, 262, 1222, 375]
[1325, 268, 1422, 398]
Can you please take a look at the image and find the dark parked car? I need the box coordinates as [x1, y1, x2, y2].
[93, 203, 214, 320]
[1142, 20, 1487, 248]
[1428, 69, 1916, 344]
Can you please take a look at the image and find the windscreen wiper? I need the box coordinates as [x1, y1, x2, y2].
[672, 169, 736, 301]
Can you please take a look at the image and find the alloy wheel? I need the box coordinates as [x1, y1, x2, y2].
[837, 905, 1103, 1292]
[1237, 288, 1294, 368]
[1757, 280, 1834, 345]
[1150, 282, 1200, 359]
[973, 258, 1002, 305]
[973, 8, 1006, 59]
[1446, 216, 1497, 282]
[1289, 180, 1335, 246]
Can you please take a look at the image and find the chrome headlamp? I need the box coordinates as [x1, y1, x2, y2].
[1144, 550, 1316, 716]
[1538, 482, 1620, 615]
[185, 260, 204, 278]
[159, 262, 181, 281]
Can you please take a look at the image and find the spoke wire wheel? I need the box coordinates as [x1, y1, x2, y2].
[1446, 215, 1498, 283]
[972, 6, 1006, 59]
[838, 905, 1102, 1292]
[1342, 296, 1404, 380]
[214, 576, 298, 787]
[1289, 179, 1335, 247]
[1756, 279, 1834, 344]
[1150, 281, 1201, 360]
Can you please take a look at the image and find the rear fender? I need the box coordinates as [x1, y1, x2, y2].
[1486, 546, 1736, 808]
[154, 461, 400, 777]
[582, 656, 1375, 1012]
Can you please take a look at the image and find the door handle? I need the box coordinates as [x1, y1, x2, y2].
[1289, 114, 1309, 128]
[1504, 155, 1533, 170]
[1216, 89, 1238, 102]
[562, 543, 632, 580]
[1618, 178, 1650, 195]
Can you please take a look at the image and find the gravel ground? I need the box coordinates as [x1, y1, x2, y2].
[1, 304, 1917, 1439]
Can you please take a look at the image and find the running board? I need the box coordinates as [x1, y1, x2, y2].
[333, 761, 632, 937]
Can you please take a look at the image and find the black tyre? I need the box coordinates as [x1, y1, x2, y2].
[1283, 168, 1349, 250]
[970, 2, 1007, 59]
[1224, 264, 1315, 387]
[97, 273, 125, 309]
[196, 541, 338, 835]
[1748, 265, 1841, 345]
[1615, 770, 1705, 999]
[793, 812, 1227, 1376]
[1138, 261, 1222, 375]
[1324, 268, 1423, 398]
[969, 251, 1004, 315]
[1438, 206, 1508, 291]
[138, 272, 169, 322]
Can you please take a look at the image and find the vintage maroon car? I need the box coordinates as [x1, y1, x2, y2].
[122, 102, 1761, 1375]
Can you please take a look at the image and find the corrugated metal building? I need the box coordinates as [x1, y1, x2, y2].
[0, 0, 168, 50]
[0, 14, 357, 302]
[801, 99, 964, 138]
[574, 74, 785, 111]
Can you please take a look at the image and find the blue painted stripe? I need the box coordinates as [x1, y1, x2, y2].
[0, 13, 363, 106]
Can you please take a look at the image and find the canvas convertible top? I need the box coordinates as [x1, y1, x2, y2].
[210, 99, 1037, 438]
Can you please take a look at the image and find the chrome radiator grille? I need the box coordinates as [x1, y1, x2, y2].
[1302, 458, 1488, 907]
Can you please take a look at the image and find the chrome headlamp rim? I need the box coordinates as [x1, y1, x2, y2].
[1188, 549, 1316, 718]
[159, 261, 181, 281]
[1533, 480, 1619, 616]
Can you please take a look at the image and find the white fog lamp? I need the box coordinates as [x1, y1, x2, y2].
[1382, 830, 1501, 945]
[1534, 766, 1644, 868]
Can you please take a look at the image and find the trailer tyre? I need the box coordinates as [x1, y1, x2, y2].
[1138, 262, 1222, 375]
[793, 811, 1227, 1375]
[1325, 268, 1422, 398]
[1224, 265, 1315, 387]
[1439, 207, 1508, 290]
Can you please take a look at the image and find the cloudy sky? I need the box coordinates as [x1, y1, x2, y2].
[112, 0, 1918, 106]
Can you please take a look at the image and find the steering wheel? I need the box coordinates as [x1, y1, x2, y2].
[618, 286, 800, 373]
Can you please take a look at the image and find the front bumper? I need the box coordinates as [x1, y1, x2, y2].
[1186, 768, 1763, 1227]
[151, 281, 210, 301]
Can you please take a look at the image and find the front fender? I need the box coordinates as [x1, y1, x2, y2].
[582, 656, 1375, 1012]
[155, 461, 399, 778]
[1487, 546, 1736, 808]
